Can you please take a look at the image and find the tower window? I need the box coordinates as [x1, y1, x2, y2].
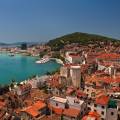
[111, 112, 114, 115]
[94, 104, 97, 107]
[88, 102, 90, 105]
[94, 109, 97, 112]
[102, 106, 105, 109]
[56, 103, 58, 106]
[101, 111, 104, 115]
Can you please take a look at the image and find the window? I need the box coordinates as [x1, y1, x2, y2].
[94, 104, 97, 107]
[87, 89, 89, 92]
[88, 102, 90, 105]
[56, 103, 58, 106]
[102, 106, 105, 109]
[101, 111, 104, 115]
[81, 111, 83, 116]
[94, 109, 97, 112]
[101, 118, 104, 120]
[111, 112, 114, 115]
[88, 107, 91, 111]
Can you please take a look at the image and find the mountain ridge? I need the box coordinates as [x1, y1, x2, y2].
[47, 32, 120, 50]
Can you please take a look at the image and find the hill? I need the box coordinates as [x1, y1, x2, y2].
[47, 32, 120, 51]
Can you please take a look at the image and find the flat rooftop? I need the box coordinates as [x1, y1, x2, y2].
[50, 96, 67, 103]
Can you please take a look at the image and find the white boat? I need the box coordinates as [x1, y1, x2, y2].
[36, 57, 50, 64]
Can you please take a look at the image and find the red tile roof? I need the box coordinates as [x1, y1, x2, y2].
[0, 101, 6, 109]
[111, 87, 120, 92]
[53, 107, 63, 115]
[102, 77, 120, 83]
[48, 105, 63, 115]
[82, 111, 100, 120]
[76, 90, 87, 98]
[0, 111, 6, 120]
[66, 87, 75, 95]
[97, 53, 120, 60]
[96, 95, 109, 105]
[88, 111, 100, 117]
[64, 63, 80, 68]
[48, 77, 60, 88]
[63, 108, 80, 117]
[22, 100, 46, 117]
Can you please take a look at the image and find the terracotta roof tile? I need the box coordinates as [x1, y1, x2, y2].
[63, 108, 80, 117]
[0, 101, 6, 109]
[22, 100, 46, 117]
[96, 95, 109, 105]
[97, 53, 120, 60]
[48, 105, 63, 115]
[82, 111, 100, 120]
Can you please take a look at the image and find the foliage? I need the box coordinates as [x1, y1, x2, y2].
[52, 52, 65, 62]
[47, 32, 120, 51]
[108, 99, 117, 108]
[0, 85, 9, 95]
[61, 115, 64, 120]
[43, 85, 48, 94]
[39, 51, 47, 58]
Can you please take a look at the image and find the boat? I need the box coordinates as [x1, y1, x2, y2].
[36, 57, 50, 64]
[9, 53, 15, 57]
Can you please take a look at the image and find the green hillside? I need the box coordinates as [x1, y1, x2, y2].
[47, 32, 120, 51]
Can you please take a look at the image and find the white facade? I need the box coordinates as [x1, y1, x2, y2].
[16, 84, 31, 96]
[95, 104, 107, 119]
[65, 52, 82, 64]
[98, 64, 106, 71]
[65, 52, 73, 63]
[88, 101, 107, 120]
[49, 96, 87, 116]
[106, 108, 118, 120]
[84, 85, 96, 98]
[88, 101, 118, 120]
[49, 96, 67, 109]
[60, 66, 70, 78]
[66, 96, 87, 115]
[26, 75, 49, 88]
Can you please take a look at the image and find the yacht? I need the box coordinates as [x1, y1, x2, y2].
[36, 57, 50, 64]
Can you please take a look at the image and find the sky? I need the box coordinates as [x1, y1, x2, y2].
[0, 0, 120, 43]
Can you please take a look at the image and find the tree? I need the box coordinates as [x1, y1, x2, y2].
[61, 115, 64, 120]
[81, 74, 85, 90]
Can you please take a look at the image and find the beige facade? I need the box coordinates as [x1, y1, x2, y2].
[70, 65, 81, 88]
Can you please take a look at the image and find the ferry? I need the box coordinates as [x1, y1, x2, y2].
[36, 57, 50, 64]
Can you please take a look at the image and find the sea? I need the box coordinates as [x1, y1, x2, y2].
[0, 53, 61, 85]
